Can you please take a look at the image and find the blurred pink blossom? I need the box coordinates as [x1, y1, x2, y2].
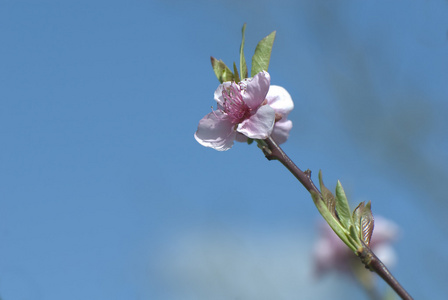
[313, 216, 399, 277]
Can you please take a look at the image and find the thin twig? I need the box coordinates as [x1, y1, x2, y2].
[261, 137, 320, 195]
[359, 244, 413, 300]
[261, 136, 413, 300]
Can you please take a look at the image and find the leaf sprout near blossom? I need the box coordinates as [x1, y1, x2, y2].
[313, 216, 399, 298]
[194, 71, 294, 151]
[314, 216, 399, 277]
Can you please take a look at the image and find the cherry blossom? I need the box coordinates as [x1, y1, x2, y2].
[242, 85, 294, 145]
[195, 71, 294, 151]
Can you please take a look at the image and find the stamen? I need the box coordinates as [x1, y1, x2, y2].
[211, 106, 219, 118]
[221, 84, 251, 124]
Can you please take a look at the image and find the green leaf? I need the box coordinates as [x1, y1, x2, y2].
[211, 57, 234, 83]
[251, 30, 276, 77]
[352, 201, 375, 246]
[318, 171, 337, 218]
[335, 181, 352, 230]
[349, 225, 358, 242]
[311, 191, 358, 252]
[233, 62, 240, 83]
[348, 225, 362, 251]
[352, 202, 365, 239]
[239, 23, 248, 79]
[360, 201, 374, 246]
[313, 173, 364, 254]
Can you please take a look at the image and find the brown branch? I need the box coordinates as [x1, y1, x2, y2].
[261, 136, 413, 300]
[359, 244, 413, 300]
[261, 137, 320, 195]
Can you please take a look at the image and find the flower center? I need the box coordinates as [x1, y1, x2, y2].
[222, 85, 251, 124]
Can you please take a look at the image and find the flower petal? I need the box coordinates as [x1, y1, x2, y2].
[235, 132, 248, 143]
[194, 110, 236, 151]
[236, 104, 275, 139]
[241, 71, 270, 110]
[271, 119, 292, 145]
[266, 85, 294, 117]
[214, 81, 233, 108]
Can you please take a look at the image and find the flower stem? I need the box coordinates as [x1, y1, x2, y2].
[261, 136, 413, 300]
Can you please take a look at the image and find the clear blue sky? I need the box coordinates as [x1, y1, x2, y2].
[1, 1, 447, 299]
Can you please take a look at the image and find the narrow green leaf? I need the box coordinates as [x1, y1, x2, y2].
[239, 23, 248, 79]
[346, 232, 362, 253]
[318, 171, 337, 218]
[348, 225, 362, 252]
[311, 191, 358, 252]
[349, 225, 358, 242]
[335, 180, 353, 230]
[352, 202, 364, 239]
[360, 201, 374, 246]
[210, 57, 234, 83]
[233, 62, 240, 83]
[251, 31, 276, 77]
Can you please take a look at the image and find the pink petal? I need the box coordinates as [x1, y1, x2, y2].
[372, 244, 396, 268]
[236, 104, 275, 139]
[242, 71, 270, 110]
[370, 216, 399, 245]
[213, 82, 233, 108]
[194, 110, 236, 151]
[271, 119, 293, 145]
[266, 85, 294, 117]
[235, 132, 248, 143]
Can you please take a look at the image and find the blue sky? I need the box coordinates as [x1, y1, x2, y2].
[1, 0, 447, 299]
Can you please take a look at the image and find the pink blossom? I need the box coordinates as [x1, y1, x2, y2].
[195, 71, 294, 151]
[313, 216, 398, 277]
[241, 85, 294, 145]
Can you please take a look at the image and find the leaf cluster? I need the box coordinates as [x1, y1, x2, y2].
[311, 171, 375, 254]
[211, 24, 276, 84]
